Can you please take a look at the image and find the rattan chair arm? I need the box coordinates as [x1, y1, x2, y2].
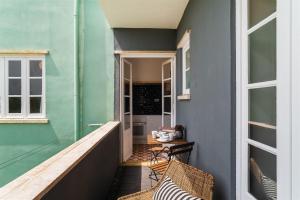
[117, 187, 156, 200]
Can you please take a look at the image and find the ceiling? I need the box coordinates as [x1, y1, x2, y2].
[100, 0, 189, 29]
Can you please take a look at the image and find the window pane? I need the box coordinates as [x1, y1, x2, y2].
[9, 97, 21, 113]
[248, 0, 276, 28]
[30, 97, 42, 114]
[186, 70, 191, 89]
[249, 87, 276, 126]
[249, 145, 277, 200]
[249, 19, 276, 83]
[124, 62, 130, 80]
[125, 97, 130, 113]
[163, 63, 171, 79]
[249, 124, 276, 148]
[9, 60, 21, 77]
[124, 81, 130, 96]
[30, 79, 42, 95]
[164, 80, 171, 95]
[30, 60, 43, 77]
[185, 48, 191, 69]
[163, 115, 171, 127]
[125, 114, 130, 130]
[9, 79, 21, 95]
[164, 97, 171, 113]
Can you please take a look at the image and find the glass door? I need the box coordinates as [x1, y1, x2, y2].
[162, 59, 173, 127]
[122, 59, 132, 161]
[241, 0, 279, 199]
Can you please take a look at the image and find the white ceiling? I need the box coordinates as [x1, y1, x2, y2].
[100, 0, 189, 29]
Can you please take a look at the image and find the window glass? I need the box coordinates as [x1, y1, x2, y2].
[185, 70, 191, 90]
[30, 79, 42, 95]
[9, 97, 21, 113]
[249, 87, 276, 126]
[30, 60, 43, 77]
[9, 61, 21, 77]
[249, 19, 276, 83]
[9, 79, 21, 95]
[249, 0, 276, 28]
[185, 48, 191, 70]
[249, 145, 277, 199]
[163, 63, 171, 79]
[30, 97, 42, 113]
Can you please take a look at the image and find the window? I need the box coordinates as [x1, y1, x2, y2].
[0, 56, 45, 118]
[182, 41, 191, 95]
[177, 30, 191, 98]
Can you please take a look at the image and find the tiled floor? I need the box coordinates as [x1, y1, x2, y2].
[123, 144, 164, 166]
[107, 144, 167, 199]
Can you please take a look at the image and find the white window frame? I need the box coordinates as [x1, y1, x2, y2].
[182, 40, 191, 95]
[0, 56, 46, 119]
[236, 0, 292, 199]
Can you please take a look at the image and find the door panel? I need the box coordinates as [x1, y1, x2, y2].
[162, 59, 174, 127]
[242, 0, 278, 199]
[122, 59, 132, 161]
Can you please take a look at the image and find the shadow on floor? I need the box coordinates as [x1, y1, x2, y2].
[106, 166, 154, 200]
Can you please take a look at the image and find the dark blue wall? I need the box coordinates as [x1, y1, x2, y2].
[42, 125, 120, 200]
[176, 0, 235, 199]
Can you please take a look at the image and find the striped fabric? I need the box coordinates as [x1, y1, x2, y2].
[261, 175, 277, 200]
[153, 176, 201, 200]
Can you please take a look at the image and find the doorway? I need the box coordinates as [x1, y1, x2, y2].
[119, 52, 176, 162]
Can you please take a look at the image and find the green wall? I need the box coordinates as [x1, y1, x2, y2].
[0, 0, 114, 186]
[79, 0, 114, 136]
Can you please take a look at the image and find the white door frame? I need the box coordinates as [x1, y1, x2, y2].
[162, 58, 176, 127]
[120, 58, 133, 161]
[236, 0, 292, 199]
[291, 0, 300, 199]
[118, 51, 177, 161]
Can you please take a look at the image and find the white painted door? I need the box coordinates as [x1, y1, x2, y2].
[237, 0, 291, 199]
[122, 59, 133, 161]
[162, 59, 175, 127]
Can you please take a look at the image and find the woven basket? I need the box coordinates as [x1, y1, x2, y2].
[118, 160, 214, 200]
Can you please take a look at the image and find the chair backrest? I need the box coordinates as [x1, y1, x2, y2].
[160, 160, 214, 200]
[167, 142, 194, 164]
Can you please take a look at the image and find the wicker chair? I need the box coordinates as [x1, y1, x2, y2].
[118, 160, 214, 200]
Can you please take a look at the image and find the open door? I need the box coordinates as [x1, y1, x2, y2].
[122, 59, 133, 161]
[162, 59, 174, 127]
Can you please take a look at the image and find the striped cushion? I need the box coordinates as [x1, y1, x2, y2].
[153, 176, 201, 200]
[261, 175, 277, 200]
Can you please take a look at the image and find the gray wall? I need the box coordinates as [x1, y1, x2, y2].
[176, 0, 236, 199]
[113, 28, 177, 120]
[42, 125, 120, 200]
[114, 28, 177, 51]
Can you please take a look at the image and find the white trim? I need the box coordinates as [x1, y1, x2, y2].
[247, 80, 277, 89]
[247, 139, 277, 155]
[237, 0, 293, 199]
[177, 29, 191, 49]
[161, 58, 176, 127]
[0, 118, 48, 124]
[291, 0, 300, 199]
[247, 13, 277, 35]
[117, 51, 176, 58]
[0, 56, 46, 119]
[277, 0, 292, 199]
[120, 52, 177, 127]
[235, 0, 242, 198]
[182, 39, 191, 95]
[248, 121, 276, 130]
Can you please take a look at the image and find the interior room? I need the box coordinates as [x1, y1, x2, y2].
[127, 58, 170, 144]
